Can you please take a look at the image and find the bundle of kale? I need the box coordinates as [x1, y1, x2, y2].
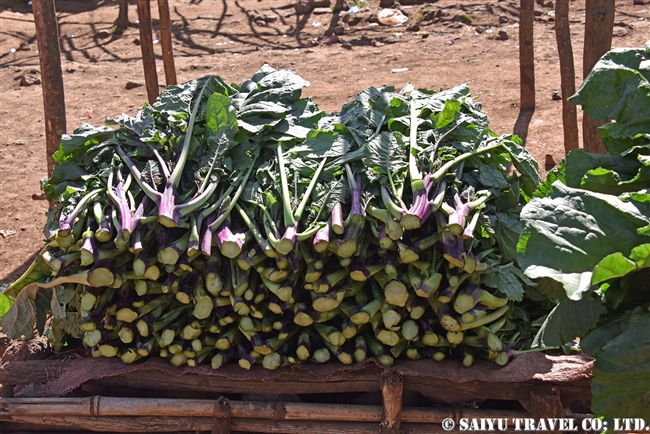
[0, 65, 545, 370]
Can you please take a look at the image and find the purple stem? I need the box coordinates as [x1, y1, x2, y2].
[201, 213, 218, 257]
[313, 224, 330, 253]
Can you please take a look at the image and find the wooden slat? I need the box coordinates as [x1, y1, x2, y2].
[403, 376, 591, 405]
[0, 360, 71, 385]
[0, 358, 592, 405]
[32, 0, 67, 179]
[87, 370, 382, 395]
[554, 0, 579, 154]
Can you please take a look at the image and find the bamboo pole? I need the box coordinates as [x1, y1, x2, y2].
[519, 0, 535, 110]
[283, 402, 380, 422]
[554, 0, 579, 154]
[136, 0, 159, 104]
[32, 0, 66, 179]
[582, 0, 614, 154]
[0, 396, 532, 423]
[156, 0, 177, 86]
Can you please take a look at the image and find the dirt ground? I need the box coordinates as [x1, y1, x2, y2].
[0, 0, 649, 285]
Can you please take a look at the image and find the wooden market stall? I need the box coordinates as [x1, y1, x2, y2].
[0, 352, 593, 433]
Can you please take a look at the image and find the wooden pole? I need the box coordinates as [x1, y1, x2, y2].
[528, 386, 564, 428]
[212, 397, 231, 434]
[114, 0, 130, 33]
[156, 0, 177, 86]
[380, 370, 403, 434]
[32, 0, 66, 179]
[136, 0, 159, 104]
[519, 0, 535, 110]
[582, 0, 615, 154]
[554, 0, 579, 155]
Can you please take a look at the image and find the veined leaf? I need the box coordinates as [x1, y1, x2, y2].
[0, 284, 39, 339]
[206, 92, 238, 138]
[482, 264, 527, 302]
[142, 160, 163, 188]
[0, 292, 10, 317]
[568, 47, 650, 138]
[500, 135, 540, 198]
[238, 101, 290, 119]
[1, 247, 52, 300]
[48, 312, 82, 351]
[630, 243, 650, 268]
[582, 307, 650, 419]
[535, 277, 568, 301]
[364, 131, 408, 178]
[518, 182, 650, 299]
[51, 285, 76, 320]
[476, 162, 509, 189]
[435, 99, 461, 129]
[54, 124, 117, 163]
[533, 158, 566, 199]
[531, 297, 606, 348]
[592, 252, 637, 285]
[292, 129, 350, 158]
[493, 211, 523, 263]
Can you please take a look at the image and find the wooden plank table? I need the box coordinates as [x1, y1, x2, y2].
[0, 352, 593, 433]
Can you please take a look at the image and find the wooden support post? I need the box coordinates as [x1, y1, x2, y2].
[380, 370, 403, 434]
[527, 386, 564, 432]
[554, 0, 579, 155]
[114, 0, 130, 33]
[582, 0, 615, 154]
[32, 0, 66, 179]
[136, 0, 159, 104]
[156, 0, 177, 86]
[519, 0, 535, 110]
[212, 397, 231, 434]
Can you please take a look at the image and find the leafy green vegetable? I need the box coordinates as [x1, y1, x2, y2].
[517, 182, 650, 299]
[532, 298, 606, 348]
[0, 65, 544, 374]
[518, 40, 650, 419]
[0, 285, 40, 339]
[582, 307, 650, 418]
